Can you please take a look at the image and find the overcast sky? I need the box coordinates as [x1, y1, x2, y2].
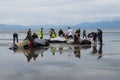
[0, 0, 120, 25]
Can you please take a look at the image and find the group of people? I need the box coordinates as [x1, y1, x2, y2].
[23, 28, 38, 46]
[13, 27, 103, 45]
[50, 27, 85, 40]
[88, 28, 103, 44]
[13, 28, 44, 47]
[50, 27, 103, 44]
[67, 27, 103, 44]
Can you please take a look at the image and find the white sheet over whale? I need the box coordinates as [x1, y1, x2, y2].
[50, 37, 67, 41]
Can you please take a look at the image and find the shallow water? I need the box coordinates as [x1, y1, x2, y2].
[0, 31, 120, 80]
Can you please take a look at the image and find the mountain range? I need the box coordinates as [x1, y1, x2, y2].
[0, 20, 120, 30]
[73, 20, 120, 29]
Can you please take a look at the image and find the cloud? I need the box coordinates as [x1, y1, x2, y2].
[0, 0, 120, 25]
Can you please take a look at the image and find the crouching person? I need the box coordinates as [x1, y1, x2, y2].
[13, 33, 18, 44]
[50, 29, 57, 38]
[29, 33, 38, 47]
[25, 33, 38, 48]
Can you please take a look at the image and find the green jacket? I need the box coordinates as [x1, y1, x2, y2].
[39, 30, 43, 38]
[51, 32, 56, 38]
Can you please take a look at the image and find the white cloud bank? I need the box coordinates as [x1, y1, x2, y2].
[0, 0, 120, 25]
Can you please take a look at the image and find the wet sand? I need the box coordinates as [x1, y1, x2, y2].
[0, 31, 120, 80]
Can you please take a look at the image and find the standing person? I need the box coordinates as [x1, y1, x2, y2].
[24, 28, 32, 41]
[39, 27, 43, 39]
[27, 28, 32, 37]
[67, 27, 73, 39]
[83, 29, 87, 39]
[13, 33, 18, 44]
[74, 31, 80, 44]
[97, 28, 103, 44]
[76, 29, 81, 38]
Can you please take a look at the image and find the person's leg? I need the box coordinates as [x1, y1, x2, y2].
[98, 36, 100, 43]
[13, 36, 15, 44]
[100, 37, 103, 44]
[16, 36, 18, 42]
[15, 36, 18, 43]
[85, 34, 87, 39]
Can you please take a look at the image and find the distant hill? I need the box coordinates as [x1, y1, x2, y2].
[0, 24, 69, 30]
[73, 20, 120, 29]
[0, 20, 120, 30]
[0, 24, 28, 30]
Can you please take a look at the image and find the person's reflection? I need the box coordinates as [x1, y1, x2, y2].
[24, 48, 38, 62]
[68, 47, 72, 57]
[40, 52, 44, 57]
[91, 44, 103, 59]
[59, 47, 63, 55]
[34, 49, 44, 57]
[91, 44, 97, 56]
[97, 44, 103, 59]
[50, 46, 56, 55]
[74, 46, 81, 58]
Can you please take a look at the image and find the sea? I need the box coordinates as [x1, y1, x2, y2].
[0, 28, 120, 80]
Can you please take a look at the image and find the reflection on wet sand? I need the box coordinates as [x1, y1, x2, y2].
[98, 44, 103, 59]
[59, 46, 63, 55]
[13, 47, 49, 62]
[50, 46, 56, 55]
[73, 45, 92, 59]
[74, 46, 81, 58]
[24, 48, 38, 62]
[50, 44, 91, 59]
[90, 44, 103, 59]
[12, 43, 103, 62]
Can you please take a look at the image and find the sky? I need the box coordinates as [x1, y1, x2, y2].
[0, 0, 120, 25]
